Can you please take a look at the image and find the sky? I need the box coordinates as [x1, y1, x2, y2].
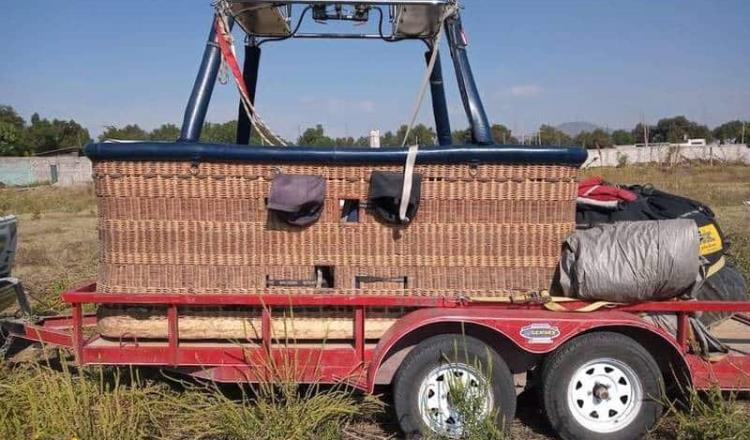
[1, 0, 748, 140]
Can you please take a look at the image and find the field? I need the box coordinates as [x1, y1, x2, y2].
[1, 164, 749, 439]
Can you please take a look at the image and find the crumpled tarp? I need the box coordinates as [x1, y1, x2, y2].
[696, 262, 749, 328]
[558, 219, 702, 302]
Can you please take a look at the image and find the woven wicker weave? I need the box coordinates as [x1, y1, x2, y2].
[93, 160, 579, 296]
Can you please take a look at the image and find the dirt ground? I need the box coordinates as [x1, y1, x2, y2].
[2, 164, 750, 439]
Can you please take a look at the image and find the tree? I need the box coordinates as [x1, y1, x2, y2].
[575, 129, 612, 149]
[451, 129, 470, 144]
[333, 136, 355, 147]
[611, 129, 635, 145]
[201, 121, 236, 144]
[538, 124, 572, 146]
[0, 122, 30, 156]
[394, 124, 436, 146]
[27, 113, 91, 153]
[651, 116, 712, 143]
[713, 120, 745, 144]
[0, 105, 30, 156]
[631, 122, 655, 144]
[491, 124, 519, 144]
[149, 123, 180, 141]
[297, 124, 334, 146]
[353, 136, 370, 147]
[380, 130, 399, 147]
[0, 105, 25, 130]
[99, 124, 147, 141]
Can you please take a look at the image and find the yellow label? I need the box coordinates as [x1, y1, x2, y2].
[698, 224, 722, 255]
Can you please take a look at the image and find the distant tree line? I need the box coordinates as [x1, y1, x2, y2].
[1, 103, 747, 156]
[0, 105, 91, 156]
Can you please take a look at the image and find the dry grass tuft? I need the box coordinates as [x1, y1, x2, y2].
[0, 185, 95, 217]
[652, 387, 750, 440]
[0, 360, 383, 440]
[0, 362, 169, 440]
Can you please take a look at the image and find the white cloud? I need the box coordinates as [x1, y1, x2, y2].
[510, 84, 542, 97]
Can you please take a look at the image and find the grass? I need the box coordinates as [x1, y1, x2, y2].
[652, 386, 750, 440]
[0, 359, 380, 440]
[1, 164, 749, 439]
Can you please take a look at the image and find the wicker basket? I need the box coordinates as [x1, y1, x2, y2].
[93, 160, 579, 297]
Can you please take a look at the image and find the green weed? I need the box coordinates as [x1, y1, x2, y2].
[653, 386, 750, 440]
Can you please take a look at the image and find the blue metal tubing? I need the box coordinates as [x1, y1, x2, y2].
[85, 142, 588, 166]
[445, 15, 493, 145]
[425, 50, 453, 146]
[236, 45, 262, 144]
[178, 16, 234, 143]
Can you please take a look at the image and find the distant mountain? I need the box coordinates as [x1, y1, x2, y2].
[556, 122, 601, 137]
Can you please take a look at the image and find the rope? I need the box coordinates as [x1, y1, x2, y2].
[399, 4, 457, 148]
[214, 2, 287, 146]
[397, 3, 458, 220]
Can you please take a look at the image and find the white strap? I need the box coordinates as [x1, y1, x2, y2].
[399, 144, 419, 222]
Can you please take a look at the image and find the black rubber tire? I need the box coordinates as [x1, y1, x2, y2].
[541, 332, 664, 440]
[392, 334, 516, 438]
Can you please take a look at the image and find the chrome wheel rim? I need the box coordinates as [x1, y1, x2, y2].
[417, 363, 493, 438]
[566, 357, 643, 433]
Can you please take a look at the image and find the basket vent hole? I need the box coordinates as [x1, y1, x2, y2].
[340, 199, 360, 223]
[315, 266, 335, 288]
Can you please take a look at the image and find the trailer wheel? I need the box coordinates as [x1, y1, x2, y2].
[541, 332, 663, 440]
[393, 334, 516, 438]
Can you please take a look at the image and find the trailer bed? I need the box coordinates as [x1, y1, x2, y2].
[3, 281, 748, 392]
[712, 315, 750, 354]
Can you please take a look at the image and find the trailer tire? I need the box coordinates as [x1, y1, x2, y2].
[541, 332, 663, 440]
[393, 334, 516, 438]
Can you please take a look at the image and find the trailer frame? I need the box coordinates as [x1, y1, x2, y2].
[3, 281, 748, 393]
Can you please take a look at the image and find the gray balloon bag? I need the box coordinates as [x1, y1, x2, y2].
[558, 219, 702, 302]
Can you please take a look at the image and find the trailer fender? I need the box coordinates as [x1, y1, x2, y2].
[367, 307, 691, 392]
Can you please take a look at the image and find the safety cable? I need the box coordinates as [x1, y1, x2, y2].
[214, 1, 288, 146]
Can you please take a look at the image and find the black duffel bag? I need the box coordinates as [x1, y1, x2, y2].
[628, 185, 726, 267]
[577, 184, 727, 267]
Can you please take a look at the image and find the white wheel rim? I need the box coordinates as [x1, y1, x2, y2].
[566, 357, 643, 434]
[417, 363, 493, 438]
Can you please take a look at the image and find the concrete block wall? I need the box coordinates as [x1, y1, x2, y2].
[582, 144, 750, 168]
[0, 156, 92, 187]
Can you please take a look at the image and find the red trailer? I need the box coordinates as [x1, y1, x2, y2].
[2, 2, 749, 439]
[3, 281, 749, 439]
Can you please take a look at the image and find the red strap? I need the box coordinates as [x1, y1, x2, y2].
[214, 17, 250, 101]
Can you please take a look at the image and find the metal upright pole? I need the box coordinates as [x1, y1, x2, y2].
[236, 42, 262, 144]
[179, 16, 234, 143]
[444, 14, 493, 145]
[425, 49, 452, 146]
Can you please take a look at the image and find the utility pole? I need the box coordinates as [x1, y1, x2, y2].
[742, 120, 746, 145]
